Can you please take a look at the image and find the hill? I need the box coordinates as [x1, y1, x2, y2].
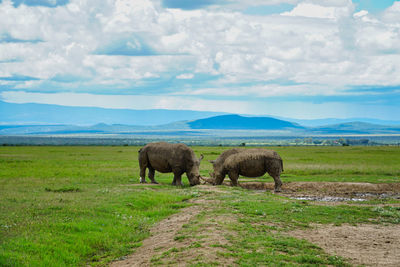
[311, 121, 400, 135]
[188, 115, 303, 130]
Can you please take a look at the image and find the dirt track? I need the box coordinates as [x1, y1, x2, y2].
[111, 186, 234, 267]
[111, 203, 204, 266]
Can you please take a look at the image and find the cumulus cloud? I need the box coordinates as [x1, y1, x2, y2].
[381, 1, 400, 23]
[1, 0, 400, 118]
[281, 2, 352, 20]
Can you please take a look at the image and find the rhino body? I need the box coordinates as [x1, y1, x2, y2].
[211, 148, 283, 192]
[138, 142, 203, 186]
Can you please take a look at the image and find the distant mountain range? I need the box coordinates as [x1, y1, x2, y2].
[1, 115, 400, 137]
[1, 101, 400, 136]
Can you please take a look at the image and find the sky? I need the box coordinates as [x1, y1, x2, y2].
[1, 0, 400, 120]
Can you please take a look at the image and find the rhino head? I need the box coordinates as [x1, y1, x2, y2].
[212, 171, 225, 185]
[187, 154, 204, 186]
[206, 160, 225, 185]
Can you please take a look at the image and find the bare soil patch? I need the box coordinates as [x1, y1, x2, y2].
[239, 181, 400, 201]
[289, 224, 400, 267]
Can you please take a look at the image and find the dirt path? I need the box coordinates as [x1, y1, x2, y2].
[111, 186, 235, 267]
[111, 203, 203, 266]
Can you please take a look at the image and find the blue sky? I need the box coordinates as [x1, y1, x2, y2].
[1, 0, 400, 120]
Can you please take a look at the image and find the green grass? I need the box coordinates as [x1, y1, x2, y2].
[1, 145, 400, 266]
[0, 146, 196, 266]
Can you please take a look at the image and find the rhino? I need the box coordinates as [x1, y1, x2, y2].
[209, 148, 283, 192]
[138, 142, 203, 186]
[208, 148, 268, 177]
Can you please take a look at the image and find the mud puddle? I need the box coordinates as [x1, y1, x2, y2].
[237, 182, 400, 202]
[291, 193, 400, 202]
[291, 195, 367, 202]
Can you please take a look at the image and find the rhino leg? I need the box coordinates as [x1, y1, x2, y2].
[272, 175, 282, 192]
[228, 171, 239, 186]
[140, 167, 147, 183]
[138, 149, 148, 183]
[148, 167, 158, 184]
[172, 173, 183, 186]
[172, 169, 183, 186]
[171, 168, 184, 186]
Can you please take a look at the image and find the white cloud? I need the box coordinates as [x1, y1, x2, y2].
[176, 73, 194, 79]
[353, 10, 368, 18]
[179, 83, 345, 98]
[381, 1, 400, 23]
[281, 2, 353, 20]
[0, 0, 400, 119]
[161, 32, 188, 50]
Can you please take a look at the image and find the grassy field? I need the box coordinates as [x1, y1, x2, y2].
[1, 145, 400, 266]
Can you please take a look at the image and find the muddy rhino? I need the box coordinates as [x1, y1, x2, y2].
[210, 148, 283, 192]
[138, 142, 203, 186]
[208, 148, 266, 175]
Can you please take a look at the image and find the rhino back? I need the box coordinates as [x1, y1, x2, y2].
[224, 153, 265, 177]
[224, 151, 282, 177]
[213, 148, 242, 168]
[142, 142, 195, 173]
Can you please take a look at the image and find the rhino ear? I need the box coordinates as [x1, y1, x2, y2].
[199, 154, 204, 161]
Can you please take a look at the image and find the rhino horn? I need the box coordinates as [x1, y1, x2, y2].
[200, 176, 215, 184]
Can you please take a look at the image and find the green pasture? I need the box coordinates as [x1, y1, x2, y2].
[1, 145, 400, 266]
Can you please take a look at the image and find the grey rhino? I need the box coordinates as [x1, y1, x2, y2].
[138, 142, 203, 186]
[209, 148, 283, 192]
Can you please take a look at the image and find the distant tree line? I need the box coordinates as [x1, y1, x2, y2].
[0, 136, 399, 146]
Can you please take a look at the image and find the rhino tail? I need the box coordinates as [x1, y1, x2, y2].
[280, 158, 284, 172]
[138, 148, 146, 163]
